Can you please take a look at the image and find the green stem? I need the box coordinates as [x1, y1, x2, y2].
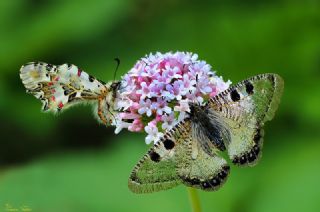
[187, 187, 201, 212]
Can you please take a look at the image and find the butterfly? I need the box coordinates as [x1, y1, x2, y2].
[19, 62, 120, 125]
[128, 73, 284, 193]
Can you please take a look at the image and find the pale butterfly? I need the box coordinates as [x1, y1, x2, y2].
[128, 74, 283, 193]
[20, 62, 120, 125]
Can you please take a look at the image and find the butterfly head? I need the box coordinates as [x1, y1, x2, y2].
[189, 102, 203, 114]
[104, 81, 121, 99]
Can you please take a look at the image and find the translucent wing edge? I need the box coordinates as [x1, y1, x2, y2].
[128, 153, 181, 194]
[128, 149, 181, 193]
[262, 74, 284, 122]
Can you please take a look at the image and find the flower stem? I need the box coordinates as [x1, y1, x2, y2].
[187, 187, 201, 212]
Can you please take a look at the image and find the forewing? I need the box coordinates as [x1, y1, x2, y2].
[20, 62, 107, 113]
[208, 73, 284, 166]
[128, 121, 193, 193]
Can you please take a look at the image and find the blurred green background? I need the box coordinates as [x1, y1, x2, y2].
[0, 0, 319, 211]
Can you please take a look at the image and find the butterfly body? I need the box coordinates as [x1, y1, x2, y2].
[189, 103, 229, 152]
[129, 73, 283, 193]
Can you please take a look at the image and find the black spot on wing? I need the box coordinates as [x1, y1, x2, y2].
[247, 152, 256, 162]
[89, 75, 95, 82]
[149, 151, 160, 162]
[98, 79, 106, 84]
[232, 157, 239, 164]
[188, 178, 200, 186]
[64, 89, 71, 96]
[68, 92, 77, 102]
[253, 129, 262, 143]
[268, 74, 275, 82]
[239, 155, 248, 165]
[230, 89, 240, 102]
[202, 182, 211, 189]
[253, 145, 260, 155]
[163, 139, 175, 150]
[42, 101, 49, 111]
[46, 63, 53, 71]
[232, 144, 261, 166]
[210, 178, 221, 187]
[129, 172, 140, 183]
[63, 85, 73, 96]
[245, 81, 254, 95]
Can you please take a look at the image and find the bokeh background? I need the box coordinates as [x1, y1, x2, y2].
[0, 0, 319, 211]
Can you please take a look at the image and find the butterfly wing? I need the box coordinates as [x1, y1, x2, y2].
[128, 121, 191, 193]
[20, 62, 108, 113]
[178, 120, 230, 191]
[208, 73, 284, 166]
[129, 119, 230, 193]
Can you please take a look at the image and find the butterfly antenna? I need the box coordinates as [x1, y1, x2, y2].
[113, 58, 120, 81]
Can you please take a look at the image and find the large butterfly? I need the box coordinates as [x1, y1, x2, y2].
[20, 62, 120, 125]
[128, 73, 284, 193]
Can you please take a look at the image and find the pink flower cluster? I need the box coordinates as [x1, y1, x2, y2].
[113, 52, 231, 144]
